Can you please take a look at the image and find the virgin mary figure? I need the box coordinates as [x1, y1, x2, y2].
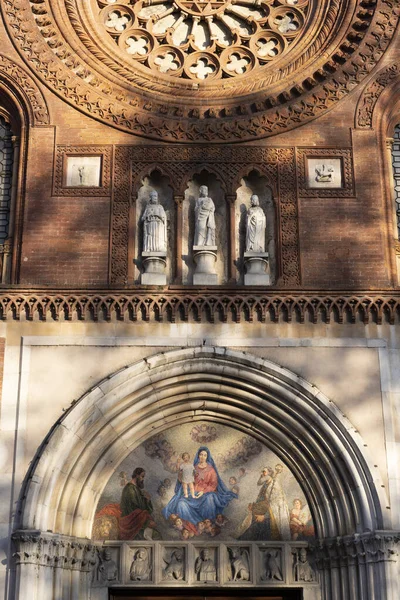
[162, 447, 237, 525]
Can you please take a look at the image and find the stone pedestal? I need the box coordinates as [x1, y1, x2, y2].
[193, 246, 218, 285]
[141, 251, 167, 285]
[244, 252, 270, 285]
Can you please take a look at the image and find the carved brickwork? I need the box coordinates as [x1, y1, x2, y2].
[53, 146, 112, 197]
[2, 290, 400, 324]
[1, 1, 398, 142]
[297, 148, 355, 197]
[112, 145, 299, 286]
[0, 54, 50, 126]
[357, 65, 399, 129]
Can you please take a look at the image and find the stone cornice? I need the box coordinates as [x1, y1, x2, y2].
[1, 289, 400, 323]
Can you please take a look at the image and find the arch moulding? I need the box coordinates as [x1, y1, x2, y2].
[12, 347, 400, 600]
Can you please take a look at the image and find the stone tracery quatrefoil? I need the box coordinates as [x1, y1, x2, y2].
[97, 0, 310, 81]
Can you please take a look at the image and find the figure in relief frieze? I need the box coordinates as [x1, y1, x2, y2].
[98, 549, 118, 583]
[141, 190, 167, 252]
[246, 194, 266, 252]
[163, 548, 184, 580]
[195, 548, 217, 581]
[130, 547, 152, 581]
[294, 548, 314, 582]
[194, 185, 216, 246]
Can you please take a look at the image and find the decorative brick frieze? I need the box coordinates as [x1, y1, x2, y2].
[1, 290, 400, 324]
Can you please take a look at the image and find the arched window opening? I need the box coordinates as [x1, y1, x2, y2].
[0, 113, 17, 283]
[391, 124, 400, 239]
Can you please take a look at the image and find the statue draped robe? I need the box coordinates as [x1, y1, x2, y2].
[142, 203, 167, 252]
[246, 206, 266, 252]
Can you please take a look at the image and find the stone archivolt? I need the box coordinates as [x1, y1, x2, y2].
[1, 0, 399, 140]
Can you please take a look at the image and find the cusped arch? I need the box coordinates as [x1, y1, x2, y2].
[179, 165, 228, 195]
[17, 347, 388, 544]
[231, 165, 278, 197]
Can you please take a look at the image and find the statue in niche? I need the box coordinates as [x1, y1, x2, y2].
[263, 550, 283, 581]
[97, 549, 118, 584]
[163, 548, 184, 580]
[246, 194, 266, 252]
[130, 547, 152, 581]
[194, 185, 216, 246]
[141, 190, 167, 252]
[294, 548, 314, 582]
[228, 547, 250, 581]
[194, 547, 217, 582]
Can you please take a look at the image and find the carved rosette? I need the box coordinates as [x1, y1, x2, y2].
[1, 0, 398, 141]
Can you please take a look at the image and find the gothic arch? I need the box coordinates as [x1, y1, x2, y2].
[17, 347, 387, 542]
[0, 54, 50, 128]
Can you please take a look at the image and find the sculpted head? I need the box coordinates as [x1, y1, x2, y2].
[149, 190, 158, 204]
[199, 185, 208, 198]
[136, 548, 148, 561]
[250, 194, 260, 207]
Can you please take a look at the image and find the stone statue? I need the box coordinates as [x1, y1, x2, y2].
[97, 549, 118, 584]
[294, 548, 314, 582]
[163, 548, 184, 580]
[194, 185, 216, 246]
[130, 547, 152, 581]
[141, 190, 167, 252]
[194, 548, 217, 582]
[246, 194, 266, 252]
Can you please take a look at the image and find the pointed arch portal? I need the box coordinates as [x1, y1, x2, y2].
[12, 348, 398, 600]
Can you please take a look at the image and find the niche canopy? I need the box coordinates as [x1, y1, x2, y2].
[5, 0, 397, 141]
[98, 0, 310, 82]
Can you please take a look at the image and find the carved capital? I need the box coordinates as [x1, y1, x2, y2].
[310, 531, 400, 570]
[12, 530, 98, 572]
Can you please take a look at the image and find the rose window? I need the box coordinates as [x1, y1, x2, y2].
[96, 0, 310, 81]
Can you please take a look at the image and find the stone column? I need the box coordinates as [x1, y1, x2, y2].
[312, 531, 400, 600]
[227, 193, 236, 282]
[174, 194, 184, 283]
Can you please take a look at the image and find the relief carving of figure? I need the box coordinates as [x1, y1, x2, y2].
[228, 547, 250, 581]
[97, 549, 118, 583]
[246, 194, 266, 252]
[141, 190, 167, 252]
[194, 548, 217, 582]
[294, 548, 314, 582]
[130, 547, 152, 581]
[194, 185, 216, 246]
[163, 548, 184, 580]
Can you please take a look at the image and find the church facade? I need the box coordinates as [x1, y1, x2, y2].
[1, 1, 400, 599]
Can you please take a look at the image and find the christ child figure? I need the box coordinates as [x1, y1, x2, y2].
[178, 452, 196, 498]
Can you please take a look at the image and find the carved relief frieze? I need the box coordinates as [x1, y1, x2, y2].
[112, 145, 300, 286]
[1, 1, 399, 141]
[0, 54, 50, 126]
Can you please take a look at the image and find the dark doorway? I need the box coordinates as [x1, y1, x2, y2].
[110, 589, 303, 600]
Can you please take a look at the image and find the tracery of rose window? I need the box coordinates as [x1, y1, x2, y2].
[97, 0, 310, 81]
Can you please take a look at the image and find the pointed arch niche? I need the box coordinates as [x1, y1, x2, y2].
[235, 170, 277, 285]
[182, 170, 227, 284]
[133, 169, 175, 284]
[12, 347, 397, 600]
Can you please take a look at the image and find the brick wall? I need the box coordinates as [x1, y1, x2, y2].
[19, 197, 110, 287]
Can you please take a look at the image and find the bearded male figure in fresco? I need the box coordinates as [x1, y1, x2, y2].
[119, 467, 161, 540]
